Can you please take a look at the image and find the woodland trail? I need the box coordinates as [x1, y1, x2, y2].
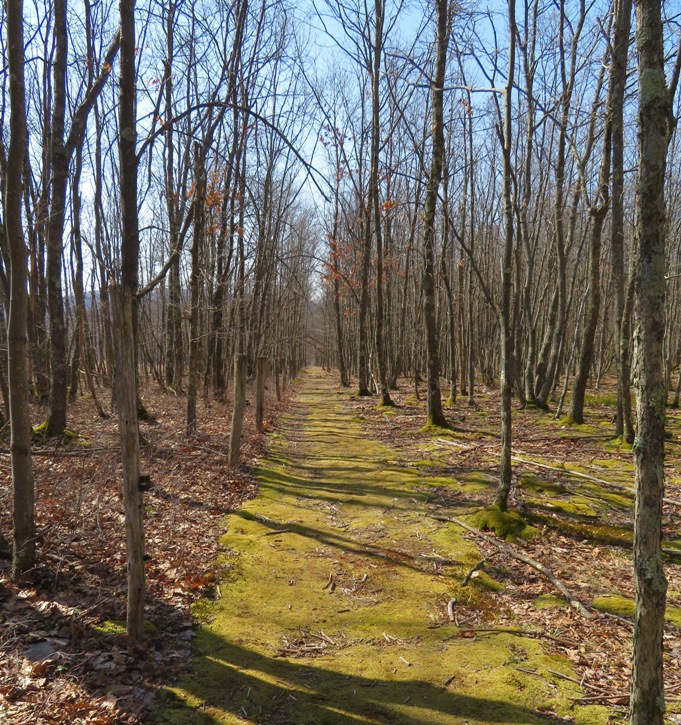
[154, 368, 611, 725]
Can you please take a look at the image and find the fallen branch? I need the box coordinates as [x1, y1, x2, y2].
[428, 513, 592, 618]
[435, 438, 478, 451]
[458, 628, 579, 648]
[512, 455, 681, 508]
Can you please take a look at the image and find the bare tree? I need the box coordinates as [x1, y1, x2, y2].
[422, 0, 453, 429]
[6, 0, 36, 583]
[113, 0, 145, 644]
[629, 0, 673, 719]
[495, 0, 517, 511]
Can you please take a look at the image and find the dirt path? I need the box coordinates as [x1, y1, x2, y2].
[154, 368, 610, 725]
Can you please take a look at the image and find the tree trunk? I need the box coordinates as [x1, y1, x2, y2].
[187, 144, 205, 437]
[46, 0, 69, 437]
[110, 286, 145, 644]
[370, 0, 393, 407]
[229, 353, 247, 466]
[495, 0, 516, 512]
[117, 0, 145, 645]
[255, 355, 266, 433]
[610, 0, 634, 442]
[422, 0, 452, 429]
[629, 1, 670, 720]
[6, 0, 36, 582]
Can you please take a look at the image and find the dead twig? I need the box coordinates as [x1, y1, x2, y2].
[428, 513, 593, 618]
[458, 628, 579, 648]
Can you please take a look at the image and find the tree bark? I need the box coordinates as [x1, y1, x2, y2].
[6, 0, 36, 583]
[117, 0, 145, 645]
[610, 0, 634, 442]
[45, 0, 69, 437]
[422, 0, 452, 429]
[370, 0, 393, 408]
[630, 0, 671, 720]
[255, 355, 266, 433]
[229, 353, 247, 466]
[186, 143, 205, 437]
[110, 286, 145, 645]
[495, 0, 516, 511]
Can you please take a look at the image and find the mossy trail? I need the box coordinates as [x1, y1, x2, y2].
[155, 368, 609, 725]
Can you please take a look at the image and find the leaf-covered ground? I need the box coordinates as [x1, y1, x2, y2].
[151, 368, 681, 724]
[3, 368, 681, 723]
[0, 379, 292, 723]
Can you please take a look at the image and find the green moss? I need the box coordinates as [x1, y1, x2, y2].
[518, 473, 566, 495]
[592, 595, 635, 618]
[534, 595, 566, 610]
[93, 618, 157, 636]
[524, 401, 550, 412]
[532, 498, 597, 518]
[32, 421, 89, 446]
[151, 367, 613, 725]
[579, 482, 633, 510]
[584, 393, 619, 407]
[604, 436, 634, 452]
[419, 418, 453, 434]
[469, 570, 506, 592]
[591, 458, 634, 471]
[467, 507, 535, 541]
[528, 511, 632, 547]
[462, 471, 496, 487]
[32, 420, 49, 438]
[413, 458, 446, 469]
[591, 593, 681, 627]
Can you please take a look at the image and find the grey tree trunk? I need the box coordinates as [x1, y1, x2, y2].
[629, 0, 671, 721]
[187, 144, 205, 437]
[495, 0, 516, 511]
[610, 0, 634, 442]
[6, 0, 36, 583]
[255, 356, 266, 433]
[421, 0, 452, 429]
[569, 45, 612, 425]
[110, 286, 145, 645]
[229, 353, 247, 466]
[46, 0, 69, 437]
[370, 0, 393, 408]
[116, 0, 145, 645]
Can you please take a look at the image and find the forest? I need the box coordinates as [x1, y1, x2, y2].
[0, 0, 679, 722]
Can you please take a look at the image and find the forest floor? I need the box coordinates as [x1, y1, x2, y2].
[151, 367, 681, 725]
[3, 368, 681, 723]
[0, 376, 292, 723]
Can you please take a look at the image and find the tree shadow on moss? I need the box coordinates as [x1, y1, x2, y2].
[154, 631, 576, 725]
